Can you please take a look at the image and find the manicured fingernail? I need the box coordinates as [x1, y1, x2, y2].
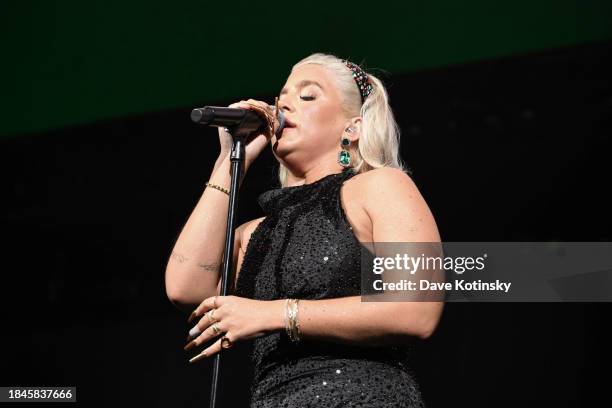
[189, 326, 201, 338]
[187, 311, 198, 323]
[189, 352, 207, 364]
[184, 340, 198, 351]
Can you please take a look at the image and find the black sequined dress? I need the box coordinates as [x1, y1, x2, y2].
[235, 167, 424, 408]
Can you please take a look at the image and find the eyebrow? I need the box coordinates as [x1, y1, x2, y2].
[280, 80, 324, 95]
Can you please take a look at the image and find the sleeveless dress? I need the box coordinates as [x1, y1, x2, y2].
[234, 167, 425, 408]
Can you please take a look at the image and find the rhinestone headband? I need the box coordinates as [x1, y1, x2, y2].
[342, 59, 373, 103]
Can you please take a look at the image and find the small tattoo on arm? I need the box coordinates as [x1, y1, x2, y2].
[171, 251, 220, 272]
[198, 262, 221, 272]
[171, 251, 189, 263]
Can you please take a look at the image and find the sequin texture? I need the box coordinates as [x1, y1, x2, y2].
[235, 167, 424, 407]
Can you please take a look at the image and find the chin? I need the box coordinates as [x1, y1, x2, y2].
[272, 133, 301, 156]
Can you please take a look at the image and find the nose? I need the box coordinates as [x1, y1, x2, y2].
[279, 96, 294, 113]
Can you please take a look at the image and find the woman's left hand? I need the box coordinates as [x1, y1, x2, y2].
[183, 295, 283, 362]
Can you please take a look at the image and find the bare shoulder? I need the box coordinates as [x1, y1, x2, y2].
[347, 167, 420, 202]
[358, 166, 414, 184]
[346, 167, 440, 242]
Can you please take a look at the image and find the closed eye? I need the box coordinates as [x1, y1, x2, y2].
[300, 95, 315, 101]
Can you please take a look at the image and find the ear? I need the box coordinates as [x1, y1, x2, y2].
[343, 116, 363, 143]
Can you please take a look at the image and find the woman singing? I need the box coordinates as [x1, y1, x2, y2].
[165, 53, 443, 407]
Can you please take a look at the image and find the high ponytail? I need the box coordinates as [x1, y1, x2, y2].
[278, 53, 408, 187]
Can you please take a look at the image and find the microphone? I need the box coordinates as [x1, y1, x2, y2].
[191, 106, 285, 136]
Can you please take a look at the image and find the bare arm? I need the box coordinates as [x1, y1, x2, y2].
[265, 296, 442, 345]
[165, 153, 242, 313]
[165, 99, 276, 314]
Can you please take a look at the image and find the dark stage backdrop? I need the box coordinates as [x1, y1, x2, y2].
[2, 0, 612, 138]
[1, 21, 611, 408]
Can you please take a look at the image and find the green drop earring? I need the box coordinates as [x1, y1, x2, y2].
[338, 127, 353, 168]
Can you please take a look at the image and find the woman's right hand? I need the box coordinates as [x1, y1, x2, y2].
[217, 99, 277, 169]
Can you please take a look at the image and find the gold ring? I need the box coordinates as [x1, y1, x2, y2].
[213, 296, 218, 308]
[206, 309, 216, 322]
[211, 322, 221, 335]
[221, 336, 233, 349]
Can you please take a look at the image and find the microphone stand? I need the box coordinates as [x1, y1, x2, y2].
[209, 126, 247, 408]
[191, 103, 283, 408]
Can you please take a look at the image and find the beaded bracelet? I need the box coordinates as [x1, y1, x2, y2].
[205, 181, 230, 196]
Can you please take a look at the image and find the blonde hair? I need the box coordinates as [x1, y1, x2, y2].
[277, 52, 408, 187]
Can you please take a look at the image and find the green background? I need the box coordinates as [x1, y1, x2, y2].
[1, 0, 611, 138]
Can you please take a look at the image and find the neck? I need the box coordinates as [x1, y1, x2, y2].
[284, 156, 346, 186]
[301, 165, 345, 185]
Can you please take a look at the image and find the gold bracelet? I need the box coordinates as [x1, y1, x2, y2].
[284, 298, 301, 343]
[205, 181, 230, 196]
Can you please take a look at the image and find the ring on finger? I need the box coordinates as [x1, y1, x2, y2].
[213, 296, 218, 308]
[206, 309, 216, 323]
[211, 322, 221, 335]
[221, 336, 233, 349]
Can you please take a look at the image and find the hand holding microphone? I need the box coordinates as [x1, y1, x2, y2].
[192, 98, 285, 169]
